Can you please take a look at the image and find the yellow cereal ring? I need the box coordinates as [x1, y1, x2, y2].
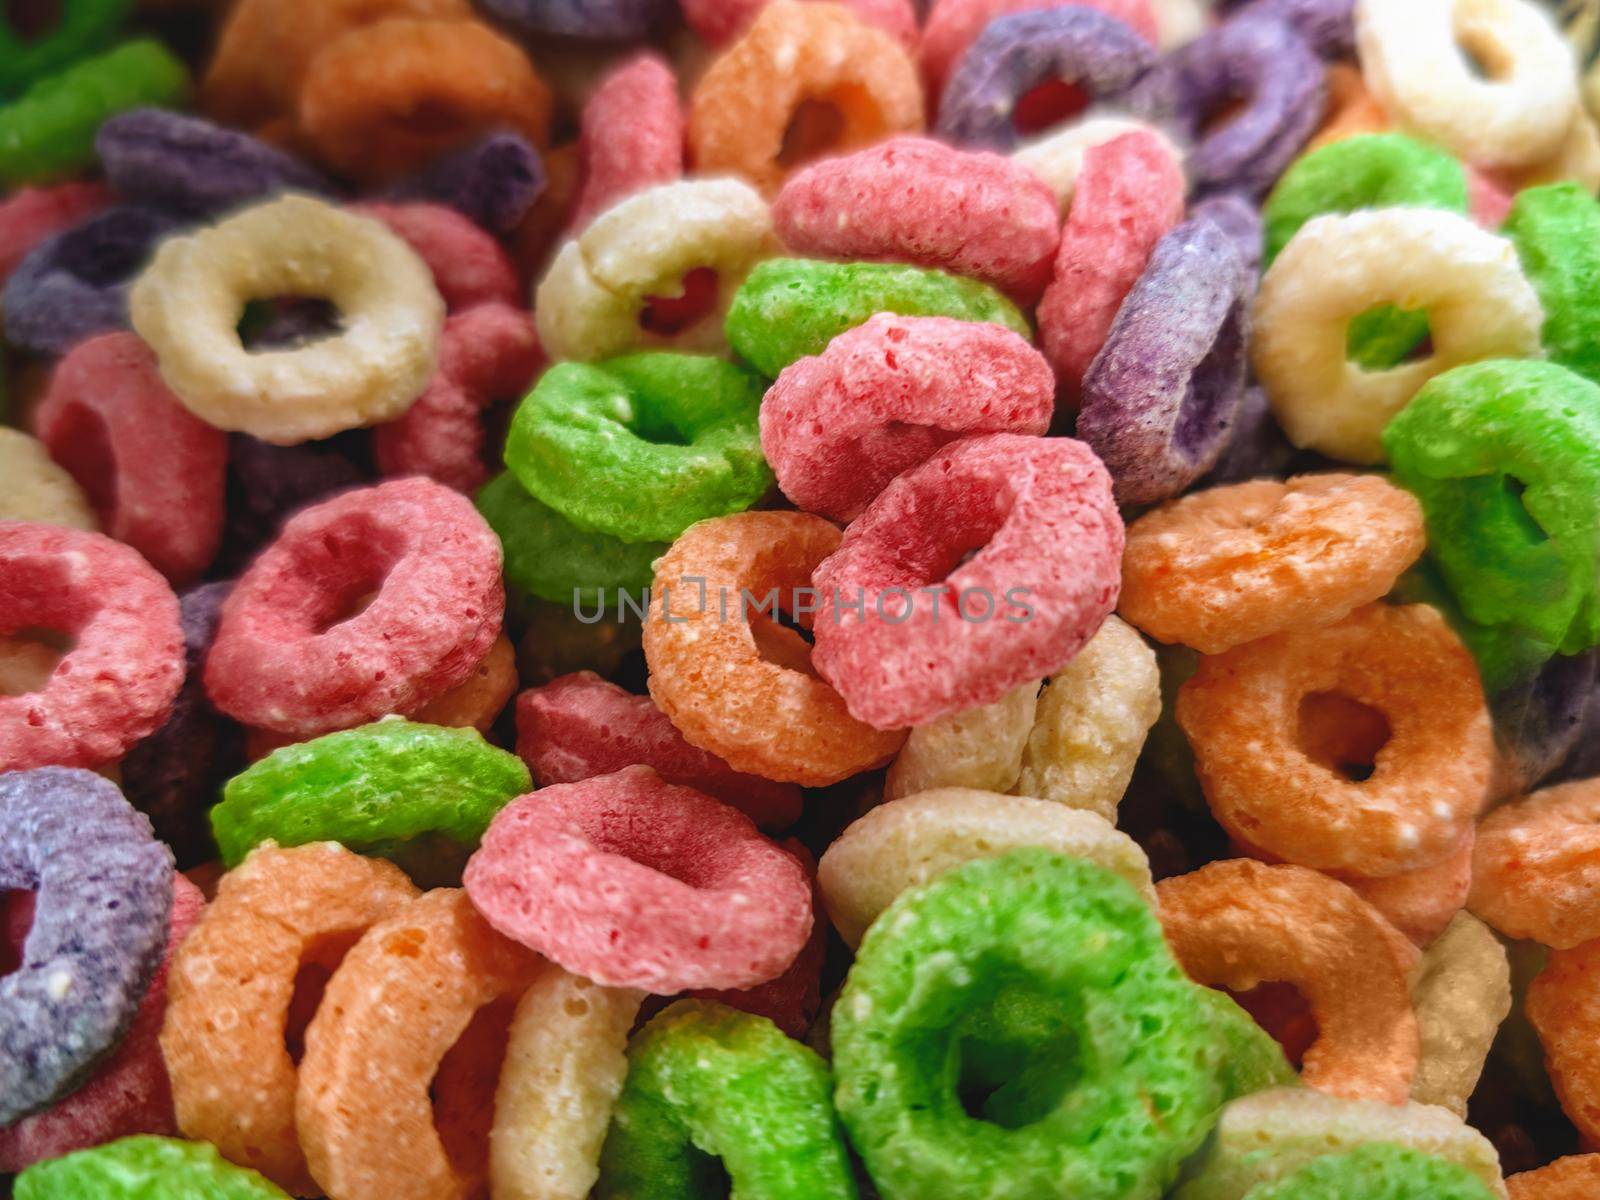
[130, 194, 444, 445]
[1495, 106, 1600, 194]
[1410, 912, 1512, 1117]
[883, 681, 1037, 802]
[1013, 112, 1186, 216]
[0, 428, 96, 529]
[1252, 208, 1544, 463]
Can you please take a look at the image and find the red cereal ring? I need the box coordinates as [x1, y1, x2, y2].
[772, 136, 1062, 302]
[351, 201, 521, 312]
[1527, 939, 1600, 1146]
[812, 433, 1124, 731]
[1158, 858, 1421, 1104]
[569, 52, 684, 232]
[204, 477, 505, 738]
[1039, 129, 1186, 402]
[464, 765, 814, 992]
[33, 333, 228, 587]
[0, 182, 110, 286]
[515, 671, 803, 831]
[0, 523, 183, 770]
[760, 313, 1055, 522]
[1469, 778, 1600, 949]
[1177, 604, 1495, 878]
[684, 0, 919, 47]
[373, 303, 543, 493]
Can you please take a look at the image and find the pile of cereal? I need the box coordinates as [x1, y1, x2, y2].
[3, 0, 1600, 1196]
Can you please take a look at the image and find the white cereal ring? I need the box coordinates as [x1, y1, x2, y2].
[1253, 208, 1544, 463]
[883, 681, 1038, 802]
[1504, 105, 1600, 193]
[1355, 0, 1577, 169]
[816, 787, 1156, 947]
[1150, 0, 1209, 50]
[0, 428, 96, 529]
[534, 177, 776, 362]
[1013, 111, 1186, 215]
[1410, 912, 1512, 1117]
[129, 194, 444, 445]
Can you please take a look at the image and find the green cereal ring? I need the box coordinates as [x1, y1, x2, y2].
[477, 470, 664, 612]
[1504, 182, 1600, 387]
[1263, 135, 1468, 372]
[0, 39, 189, 187]
[833, 848, 1231, 1200]
[725, 258, 1030, 378]
[505, 354, 772, 545]
[1395, 560, 1561, 692]
[211, 718, 530, 868]
[1384, 359, 1600, 659]
[1240, 1143, 1499, 1200]
[597, 999, 857, 1200]
[15, 1135, 290, 1199]
[0, 0, 132, 98]
[1194, 986, 1299, 1101]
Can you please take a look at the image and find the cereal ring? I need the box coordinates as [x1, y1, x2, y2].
[1470, 778, 1600, 948]
[1252, 208, 1545, 464]
[391, 131, 546, 235]
[687, 0, 923, 195]
[772, 137, 1061, 302]
[535, 178, 775, 362]
[818, 788, 1157, 947]
[506, 354, 772, 544]
[1158, 859, 1420, 1102]
[1384, 360, 1600, 656]
[296, 887, 543, 1200]
[0, 40, 189, 187]
[1527, 938, 1600, 1144]
[130, 195, 444, 444]
[936, 9, 1158, 151]
[884, 683, 1039, 801]
[36, 333, 228, 586]
[1119, 474, 1427, 655]
[1230, 0, 1357, 58]
[1354, 0, 1577, 169]
[1340, 831, 1474, 948]
[684, 0, 917, 46]
[160, 844, 419, 1193]
[0, 428, 95, 530]
[0, 769, 173, 1125]
[644, 511, 906, 785]
[1508, 1156, 1600, 1200]
[0, 524, 183, 771]
[1504, 183, 1600, 388]
[14, 1135, 290, 1199]
[479, 0, 668, 38]
[297, 18, 552, 186]
[834, 849, 1235, 1200]
[1077, 216, 1254, 505]
[570, 53, 683, 231]
[1039, 128, 1187, 401]
[813, 435, 1123, 730]
[218, 436, 369, 574]
[204, 478, 504, 738]
[1012, 111, 1186, 215]
[0, 0, 131, 95]
[354, 202, 522, 313]
[1491, 650, 1598, 796]
[374, 303, 542, 493]
[517, 671, 803, 830]
[0, 181, 109, 285]
[1409, 912, 1511, 1116]
[597, 999, 856, 1199]
[490, 966, 643, 1200]
[1179, 605, 1494, 876]
[760, 313, 1055, 522]
[464, 766, 812, 991]
[1240, 1143, 1501, 1200]
[409, 634, 517, 736]
[725, 256, 1030, 378]
[1199, 385, 1300, 488]
[1190, 193, 1265, 278]
[1308, 60, 1391, 151]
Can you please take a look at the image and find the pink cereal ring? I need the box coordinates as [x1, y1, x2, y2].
[204, 477, 504, 737]
[772, 136, 1062, 302]
[1039, 129, 1186, 400]
[813, 432, 1124, 730]
[515, 671, 803, 831]
[684, 0, 919, 48]
[0, 182, 111, 286]
[569, 52, 685, 232]
[1467, 166, 1513, 229]
[464, 765, 813, 992]
[34, 333, 228, 586]
[373, 302, 543, 493]
[0, 523, 183, 770]
[352, 201, 520, 311]
[760, 313, 1055, 522]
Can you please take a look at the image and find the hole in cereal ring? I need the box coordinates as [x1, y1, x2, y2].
[0, 628, 74, 698]
[1297, 690, 1392, 783]
[237, 296, 345, 352]
[313, 587, 384, 637]
[1225, 981, 1319, 1068]
[955, 984, 1083, 1128]
[431, 996, 518, 1182]
[639, 267, 720, 338]
[1172, 301, 1247, 461]
[1346, 306, 1433, 372]
[0, 890, 37, 977]
[1012, 78, 1091, 137]
[1499, 473, 1549, 545]
[778, 97, 851, 169]
[1199, 94, 1249, 139]
[751, 613, 818, 677]
[6, 0, 61, 41]
[397, 95, 473, 140]
[1456, 28, 1510, 82]
[284, 929, 364, 1065]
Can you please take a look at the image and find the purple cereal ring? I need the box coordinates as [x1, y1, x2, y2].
[1078, 214, 1252, 505]
[391, 132, 547, 235]
[217, 435, 369, 574]
[1188, 192, 1263, 278]
[0, 206, 179, 357]
[95, 108, 331, 216]
[0, 768, 173, 1125]
[935, 8, 1157, 151]
[1198, 385, 1302, 486]
[1133, 12, 1324, 197]
[1551, 665, 1600, 785]
[1497, 651, 1599, 793]
[478, 0, 669, 39]
[1227, 0, 1354, 58]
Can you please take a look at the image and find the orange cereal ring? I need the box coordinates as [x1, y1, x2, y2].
[1526, 939, 1600, 1145]
[1177, 604, 1494, 877]
[296, 888, 543, 1200]
[1470, 778, 1600, 949]
[1158, 858, 1421, 1104]
[414, 634, 518, 734]
[687, 0, 924, 195]
[643, 511, 906, 787]
[1309, 62, 1391, 152]
[1342, 830, 1474, 948]
[1508, 1155, 1600, 1200]
[1120, 474, 1426, 655]
[297, 18, 553, 186]
[159, 843, 420, 1195]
